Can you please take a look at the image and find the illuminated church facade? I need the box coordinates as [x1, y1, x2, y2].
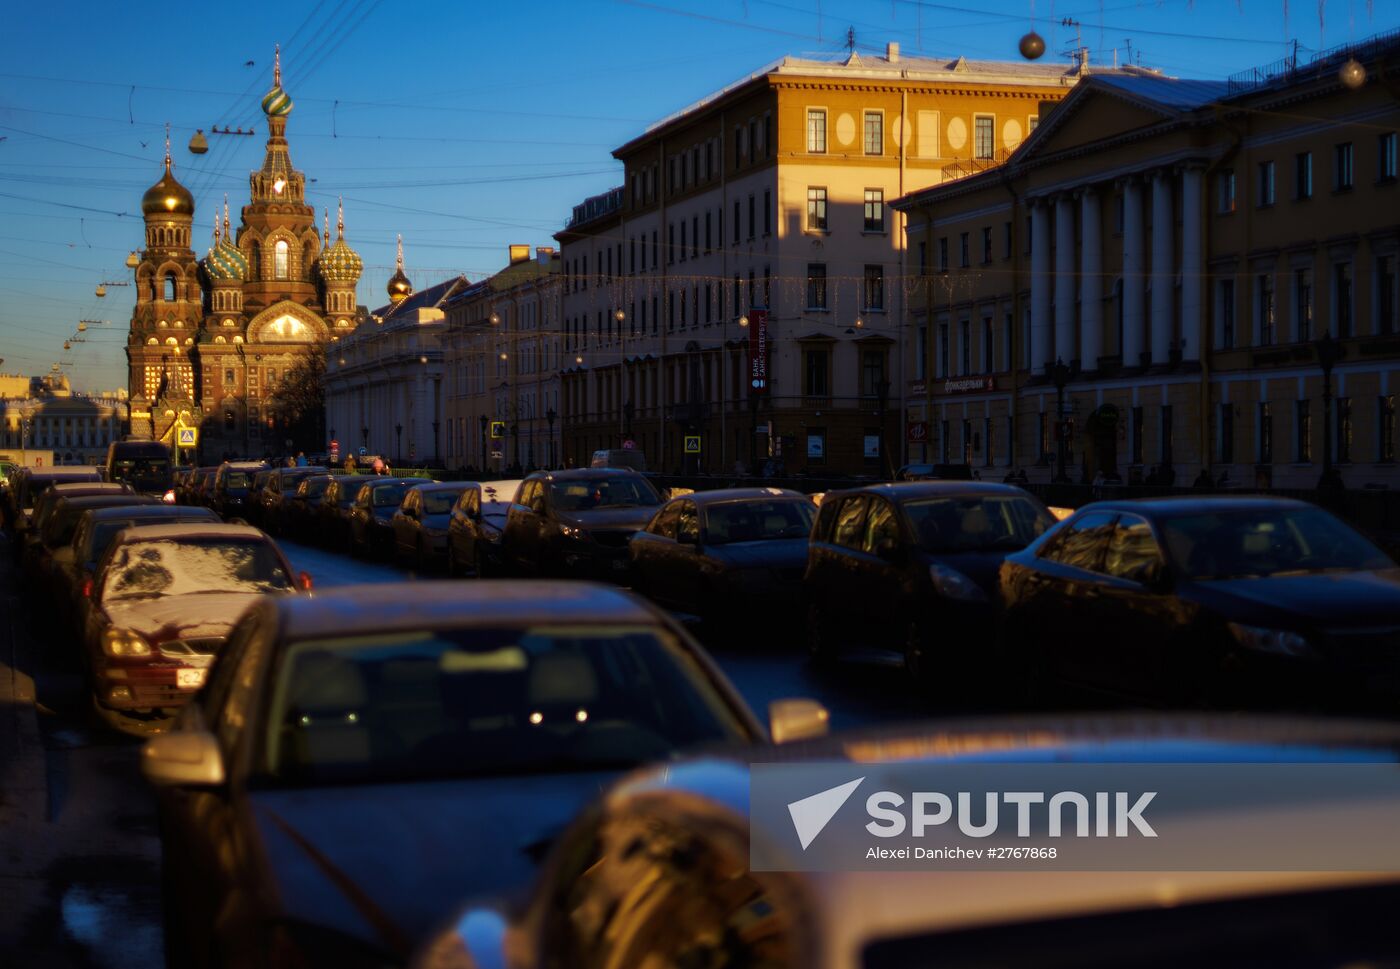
[125, 49, 362, 458]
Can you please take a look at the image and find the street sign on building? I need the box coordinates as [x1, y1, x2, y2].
[684, 435, 701, 453]
[490, 421, 505, 440]
[907, 421, 929, 443]
[622, 439, 636, 450]
[747, 309, 769, 394]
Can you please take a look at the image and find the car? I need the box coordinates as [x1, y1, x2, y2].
[18, 481, 134, 563]
[104, 440, 174, 497]
[390, 481, 471, 569]
[590, 448, 648, 472]
[316, 475, 365, 552]
[179, 466, 219, 505]
[143, 581, 825, 968]
[446, 478, 524, 577]
[999, 496, 1400, 709]
[283, 472, 348, 543]
[804, 482, 1055, 683]
[210, 460, 270, 520]
[244, 469, 276, 527]
[6, 466, 104, 550]
[26, 494, 161, 603]
[55, 504, 221, 637]
[630, 487, 816, 634]
[81, 522, 308, 730]
[895, 462, 975, 481]
[257, 467, 323, 535]
[500, 469, 663, 580]
[189, 467, 221, 508]
[418, 713, 1400, 969]
[347, 477, 425, 559]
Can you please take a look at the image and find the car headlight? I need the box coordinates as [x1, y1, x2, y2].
[929, 563, 988, 602]
[102, 628, 152, 657]
[1228, 622, 1317, 659]
[560, 524, 590, 541]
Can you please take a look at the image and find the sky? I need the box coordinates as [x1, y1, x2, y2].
[3, 0, 1397, 392]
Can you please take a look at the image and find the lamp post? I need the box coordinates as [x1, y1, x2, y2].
[1052, 357, 1071, 483]
[546, 407, 557, 468]
[478, 414, 488, 469]
[395, 423, 403, 465]
[431, 419, 440, 468]
[876, 378, 891, 480]
[1316, 330, 1344, 492]
[615, 308, 627, 444]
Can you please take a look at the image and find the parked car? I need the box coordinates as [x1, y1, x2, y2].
[316, 475, 364, 552]
[390, 481, 470, 569]
[82, 522, 308, 730]
[211, 460, 269, 520]
[590, 448, 648, 472]
[804, 482, 1055, 683]
[244, 469, 275, 527]
[5, 466, 104, 547]
[630, 487, 816, 633]
[999, 496, 1400, 709]
[17, 481, 133, 562]
[179, 466, 219, 505]
[26, 494, 161, 602]
[144, 581, 821, 968]
[418, 714, 1400, 969]
[190, 468, 220, 508]
[895, 462, 975, 481]
[500, 469, 663, 580]
[104, 440, 174, 497]
[257, 467, 322, 535]
[283, 473, 346, 543]
[348, 477, 424, 559]
[446, 479, 524, 577]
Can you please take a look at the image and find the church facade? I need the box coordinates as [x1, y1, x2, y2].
[125, 50, 362, 460]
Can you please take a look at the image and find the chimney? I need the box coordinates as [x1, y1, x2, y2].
[508, 244, 530, 264]
[887, 41, 900, 63]
[536, 246, 556, 267]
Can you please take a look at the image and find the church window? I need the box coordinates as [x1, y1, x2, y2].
[164, 273, 177, 302]
[233, 336, 244, 344]
[165, 337, 177, 346]
[173, 320, 183, 328]
[214, 336, 227, 344]
[274, 240, 289, 279]
[146, 338, 158, 345]
[157, 320, 168, 328]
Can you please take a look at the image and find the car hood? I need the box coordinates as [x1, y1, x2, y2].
[707, 538, 809, 570]
[248, 770, 619, 949]
[922, 548, 1017, 596]
[1188, 569, 1400, 628]
[558, 507, 657, 532]
[102, 592, 261, 641]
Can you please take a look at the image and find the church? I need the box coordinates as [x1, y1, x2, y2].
[125, 49, 363, 459]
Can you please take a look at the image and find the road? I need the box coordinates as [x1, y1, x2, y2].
[0, 532, 936, 967]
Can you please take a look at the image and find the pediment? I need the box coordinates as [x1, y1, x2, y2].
[1019, 85, 1176, 161]
[247, 301, 327, 344]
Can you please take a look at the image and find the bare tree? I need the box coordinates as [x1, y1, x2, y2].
[267, 351, 326, 452]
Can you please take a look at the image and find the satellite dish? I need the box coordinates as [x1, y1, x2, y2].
[188, 129, 209, 154]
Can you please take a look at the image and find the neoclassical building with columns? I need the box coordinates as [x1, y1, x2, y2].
[894, 33, 1400, 488]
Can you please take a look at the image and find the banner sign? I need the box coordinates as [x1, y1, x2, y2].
[940, 376, 995, 395]
[748, 309, 769, 395]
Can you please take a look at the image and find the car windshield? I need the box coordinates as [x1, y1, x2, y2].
[1159, 507, 1395, 580]
[705, 499, 815, 544]
[281, 477, 305, 492]
[550, 477, 659, 511]
[257, 625, 750, 786]
[226, 471, 251, 489]
[302, 478, 332, 498]
[422, 490, 463, 515]
[373, 484, 409, 508]
[904, 495, 1054, 552]
[102, 538, 291, 600]
[112, 458, 171, 488]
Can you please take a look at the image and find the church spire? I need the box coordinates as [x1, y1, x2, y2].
[274, 43, 282, 86]
[164, 122, 171, 168]
[387, 234, 413, 303]
[337, 197, 345, 240]
[223, 194, 231, 236]
[323, 209, 330, 245]
[213, 209, 220, 244]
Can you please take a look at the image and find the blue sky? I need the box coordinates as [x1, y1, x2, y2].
[3, 0, 1397, 391]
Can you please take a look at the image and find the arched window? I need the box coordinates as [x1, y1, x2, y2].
[164, 273, 177, 302]
[303, 240, 316, 280]
[165, 337, 178, 346]
[147, 337, 158, 345]
[214, 336, 227, 344]
[274, 240, 289, 279]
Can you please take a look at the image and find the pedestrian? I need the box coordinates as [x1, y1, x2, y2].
[1193, 468, 1213, 490]
[344, 455, 356, 474]
[295, 451, 308, 467]
[285, 455, 296, 468]
[372, 457, 385, 475]
[1092, 469, 1105, 499]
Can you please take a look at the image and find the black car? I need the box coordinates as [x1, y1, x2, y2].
[258, 468, 323, 536]
[804, 482, 1055, 682]
[284, 473, 346, 543]
[445, 479, 523, 577]
[500, 469, 663, 581]
[104, 440, 174, 497]
[630, 488, 815, 633]
[316, 475, 364, 552]
[999, 496, 1400, 708]
[390, 482, 470, 570]
[348, 477, 425, 559]
[211, 461, 268, 520]
[26, 494, 161, 603]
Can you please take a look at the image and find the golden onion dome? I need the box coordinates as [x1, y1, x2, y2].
[142, 157, 194, 218]
[320, 200, 363, 284]
[387, 233, 412, 302]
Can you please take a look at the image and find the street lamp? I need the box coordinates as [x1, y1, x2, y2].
[615, 308, 628, 444]
[478, 414, 488, 469]
[1316, 330, 1344, 492]
[395, 423, 403, 464]
[1051, 357, 1071, 483]
[431, 419, 440, 467]
[546, 407, 557, 468]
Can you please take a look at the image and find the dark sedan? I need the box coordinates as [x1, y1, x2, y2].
[258, 468, 323, 535]
[316, 475, 364, 552]
[446, 479, 523, 577]
[805, 482, 1055, 684]
[19, 481, 133, 563]
[630, 488, 815, 634]
[284, 473, 346, 543]
[348, 477, 425, 559]
[390, 481, 469, 569]
[179, 466, 219, 505]
[27, 494, 161, 603]
[1000, 496, 1400, 709]
[211, 460, 269, 520]
[144, 582, 823, 969]
[500, 469, 663, 581]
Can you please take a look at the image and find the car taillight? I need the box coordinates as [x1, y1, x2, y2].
[163, 490, 177, 504]
[82, 578, 93, 598]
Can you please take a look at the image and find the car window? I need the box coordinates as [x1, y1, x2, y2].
[1104, 514, 1165, 583]
[548, 477, 660, 511]
[355, 485, 371, 507]
[1043, 511, 1118, 572]
[863, 498, 901, 553]
[102, 538, 292, 599]
[833, 496, 868, 550]
[676, 501, 699, 543]
[372, 484, 409, 508]
[219, 622, 275, 760]
[201, 615, 256, 733]
[704, 500, 814, 544]
[1159, 506, 1393, 580]
[651, 502, 681, 539]
[904, 495, 1054, 553]
[421, 490, 461, 515]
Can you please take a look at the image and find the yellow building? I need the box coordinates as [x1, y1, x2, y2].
[558, 45, 1109, 475]
[893, 33, 1400, 489]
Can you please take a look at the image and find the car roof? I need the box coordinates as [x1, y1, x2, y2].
[355, 476, 427, 487]
[409, 481, 469, 492]
[83, 505, 218, 522]
[534, 468, 648, 481]
[48, 481, 127, 493]
[827, 481, 1034, 501]
[27, 469, 103, 481]
[1081, 495, 1317, 516]
[268, 580, 660, 641]
[54, 495, 159, 510]
[676, 487, 809, 506]
[111, 522, 268, 542]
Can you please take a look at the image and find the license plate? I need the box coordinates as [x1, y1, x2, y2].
[176, 668, 207, 690]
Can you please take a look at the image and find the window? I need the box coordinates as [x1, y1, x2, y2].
[1381, 396, 1396, 462]
[1258, 402, 1272, 464]
[733, 200, 740, 245]
[704, 213, 711, 253]
[1218, 403, 1233, 463]
[1257, 160, 1275, 206]
[918, 240, 928, 276]
[806, 188, 828, 231]
[1295, 268, 1313, 341]
[1003, 221, 1013, 259]
[1218, 170, 1236, 213]
[961, 419, 974, 464]
[938, 238, 949, 272]
[806, 108, 827, 153]
[273, 239, 289, 279]
[1221, 277, 1236, 348]
[747, 194, 755, 240]
[1335, 262, 1354, 337]
[982, 226, 993, 264]
[982, 319, 993, 375]
[863, 189, 884, 232]
[679, 222, 686, 262]
[1038, 412, 1051, 464]
[1377, 255, 1396, 335]
[667, 224, 675, 264]
[804, 349, 830, 396]
[1381, 132, 1398, 181]
[1042, 511, 1116, 570]
[1335, 142, 1354, 190]
[692, 215, 699, 258]
[938, 324, 949, 377]
[940, 420, 950, 462]
[863, 265, 884, 311]
[1296, 400, 1312, 462]
[960, 319, 971, 375]
[983, 418, 994, 467]
[1104, 516, 1164, 584]
[863, 111, 883, 155]
[1337, 397, 1353, 463]
[763, 189, 772, 235]
[973, 115, 994, 160]
[806, 263, 828, 309]
[1295, 152, 1313, 199]
[959, 232, 970, 268]
[860, 350, 886, 397]
[1257, 273, 1275, 346]
[862, 499, 898, 552]
[832, 496, 867, 548]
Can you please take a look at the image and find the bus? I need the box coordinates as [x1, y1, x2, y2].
[105, 440, 174, 497]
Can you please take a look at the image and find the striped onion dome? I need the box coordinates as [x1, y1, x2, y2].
[261, 45, 293, 117]
[207, 235, 248, 283]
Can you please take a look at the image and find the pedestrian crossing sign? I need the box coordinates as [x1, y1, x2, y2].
[176, 426, 197, 447]
[490, 421, 506, 440]
[684, 435, 701, 454]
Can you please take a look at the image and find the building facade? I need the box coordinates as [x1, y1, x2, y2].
[0, 370, 129, 466]
[125, 51, 361, 460]
[556, 45, 1102, 475]
[323, 241, 469, 466]
[893, 33, 1400, 489]
[441, 245, 562, 471]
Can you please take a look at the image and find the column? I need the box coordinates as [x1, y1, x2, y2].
[1180, 165, 1204, 362]
[1150, 169, 1175, 366]
[1079, 187, 1103, 370]
[1121, 176, 1146, 368]
[1030, 199, 1052, 374]
[1054, 194, 1077, 367]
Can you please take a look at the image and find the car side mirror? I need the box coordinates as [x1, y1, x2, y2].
[141, 730, 225, 787]
[769, 698, 830, 744]
[874, 537, 905, 564]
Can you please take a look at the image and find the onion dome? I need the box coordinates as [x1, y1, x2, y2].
[321, 199, 364, 284]
[142, 133, 194, 218]
[261, 44, 294, 117]
[387, 234, 412, 302]
[205, 197, 248, 283]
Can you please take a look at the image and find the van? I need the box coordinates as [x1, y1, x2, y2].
[105, 440, 173, 496]
[589, 449, 647, 472]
